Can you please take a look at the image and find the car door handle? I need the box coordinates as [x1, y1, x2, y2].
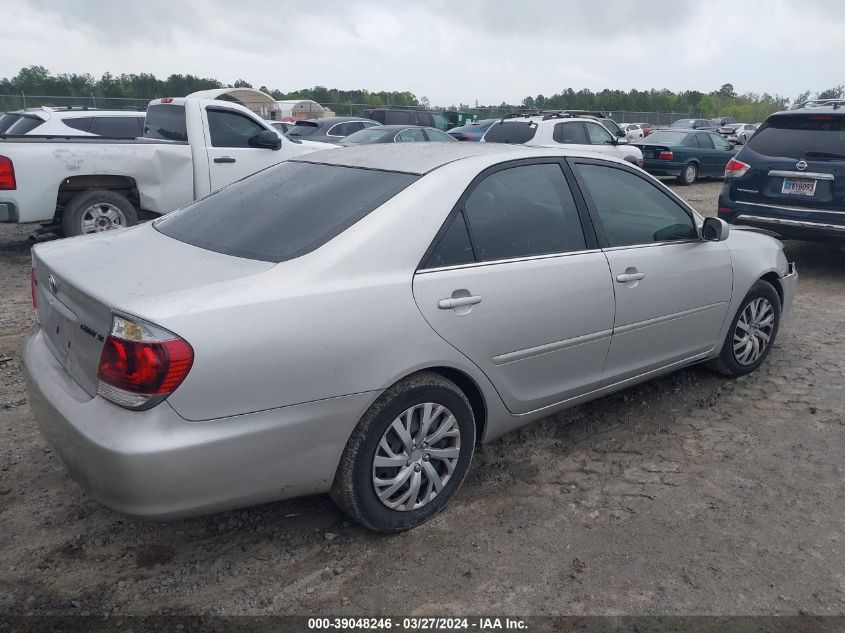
[438, 295, 482, 309]
[616, 272, 646, 283]
[214, 156, 236, 164]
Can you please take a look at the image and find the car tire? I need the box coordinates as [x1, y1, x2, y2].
[330, 372, 476, 533]
[677, 163, 698, 185]
[61, 189, 138, 237]
[708, 280, 781, 377]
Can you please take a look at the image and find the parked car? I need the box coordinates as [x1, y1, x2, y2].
[286, 117, 381, 144]
[22, 143, 796, 531]
[718, 103, 845, 240]
[0, 97, 333, 236]
[340, 125, 456, 145]
[712, 116, 737, 127]
[1, 107, 145, 137]
[722, 123, 757, 145]
[670, 118, 717, 131]
[637, 122, 659, 137]
[448, 118, 498, 141]
[482, 115, 643, 166]
[620, 123, 645, 140]
[363, 108, 453, 131]
[633, 129, 737, 185]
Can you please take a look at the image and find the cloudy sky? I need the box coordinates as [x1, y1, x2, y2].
[3, 0, 843, 104]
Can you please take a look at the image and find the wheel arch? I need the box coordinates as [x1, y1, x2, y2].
[56, 175, 140, 218]
[759, 271, 784, 306]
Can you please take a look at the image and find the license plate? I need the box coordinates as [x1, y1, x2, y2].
[782, 178, 816, 196]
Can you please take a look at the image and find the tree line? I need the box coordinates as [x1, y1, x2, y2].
[1, 66, 842, 121]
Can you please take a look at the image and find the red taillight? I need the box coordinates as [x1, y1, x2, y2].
[0, 155, 16, 190]
[30, 268, 37, 309]
[97, 315, 193, 409]
[725, 158, 751, 179]
[160, 97, 174, 104]
[658, 150, 674, 160]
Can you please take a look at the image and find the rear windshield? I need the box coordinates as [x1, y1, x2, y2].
[0, 113, 21, 133]
[155, 162, 418, 262]
[287, 122, 318, 137]
[143, 104, 188, 141]
[642, 131, 689, 145]
[670, 119, 695, 128]
[5, 115, 44, 135]
[747, 116, 845, 159]
[483, 121, 538, 144]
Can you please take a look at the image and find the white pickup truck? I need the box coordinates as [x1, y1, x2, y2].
[0, 97, 333, 236]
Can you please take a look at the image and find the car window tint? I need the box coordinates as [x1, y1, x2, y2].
[397, 128, 426, 142]
[483, 121, 538, 144]
[425, 212, 475, 268]
[575, 163, 697, 247]
[143, 105, 188, 141]
[89, 117, 143, 137]
[424, 128, 456, 142]
[710, 133, 731, 150]
[553, 122, 587, 144]
[585, 122, 614, 145]
[747, 116, 845, 158]
[5, 115, 44, 134]
[686, 133, 700, 148]
[695, 132, 714, 149]
[431, 113, 451, 130]
[156, 162, 418, 263]
[63, 117, 94, 132]
[207, 109, 266, 147]
[463, 163, 586, 261]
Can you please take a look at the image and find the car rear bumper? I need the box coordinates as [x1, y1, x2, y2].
[0, 200, 19, 222]
[22, 326, 378, 519]
[719, 198, 845, 240]
[642, 160, 683, 176]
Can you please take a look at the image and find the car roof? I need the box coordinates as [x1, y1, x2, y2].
[292, 142, 621, 176]
[370, 125, 430, 131]
[307, 116, 373, 125]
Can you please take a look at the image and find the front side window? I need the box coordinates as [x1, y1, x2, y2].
[396, 128, 426, 142]
[575, 163, 697, 247]
[431, 113, 451, 131]
[156, 162, 418, 262]
[585, 122, 614, 145]
[553, 122, 587, 144]
[207, 109, 267, 147]
[424, 128, 456, 142]
[462, 163, 586, 262]
[710, 133, 731, 150]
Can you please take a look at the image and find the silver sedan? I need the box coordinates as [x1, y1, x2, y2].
[23, 144, 797, 532]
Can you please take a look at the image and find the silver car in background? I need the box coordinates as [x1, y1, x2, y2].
[23, 144, 797, 532]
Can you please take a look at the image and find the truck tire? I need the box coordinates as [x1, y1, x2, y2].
[61, 189, 138, 237]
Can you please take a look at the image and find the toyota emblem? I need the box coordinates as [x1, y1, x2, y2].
[796, 160, 808, 171]
[48, 274, 58, 295]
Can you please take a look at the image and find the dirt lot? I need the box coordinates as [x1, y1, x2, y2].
[0, 180, 843, 617]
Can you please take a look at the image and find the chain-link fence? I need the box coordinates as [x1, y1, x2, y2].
[0, 93, 704, 126]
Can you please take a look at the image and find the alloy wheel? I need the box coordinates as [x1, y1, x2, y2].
[372, 402, 461, 511]
[80, 203, 127, 234]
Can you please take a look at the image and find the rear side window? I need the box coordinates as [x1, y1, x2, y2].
[484, 122, 538, 144]
[747, 116, 845, 159]
[156, 162, 418, 263]
[695, 132, 714, 149]
[585, 122, 613, 145]
[386, 111, 413, 125]
[89, 117, 144, 137]
[207, 109, 266, 148]
[63, 117, 94, 133]
[288, 122, 318, 137]
[554, 122, 587, 144]
[462, 163, 586, 261]
[426, 212, 475, 268]
[5, 115, 44, 134]
[144, 105, 188, 141]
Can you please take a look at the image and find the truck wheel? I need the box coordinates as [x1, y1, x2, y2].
[677, 163, 698, 185]
[61, 189, 138, 237]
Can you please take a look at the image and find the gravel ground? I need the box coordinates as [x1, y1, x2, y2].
[0, 180, 843, 617]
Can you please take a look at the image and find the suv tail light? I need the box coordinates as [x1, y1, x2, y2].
[97, 314, 193, 410]
[0, 155, 16, 190]
[657, 150, 674, 160]
[725, 158, 751, 178]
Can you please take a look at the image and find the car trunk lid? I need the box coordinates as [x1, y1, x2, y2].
[32, 224, 274, 397]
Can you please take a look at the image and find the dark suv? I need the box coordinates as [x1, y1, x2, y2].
[363, 108, 453, 131]
[718, 104, 845, 240]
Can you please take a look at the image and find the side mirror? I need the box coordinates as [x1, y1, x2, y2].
[702, 217, 730, 241]
[253, 129, 282, 150]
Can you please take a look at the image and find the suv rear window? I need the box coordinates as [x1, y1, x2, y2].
[155, 162, 418, 263]
[287, 122, 318, 137]
[143, 104, 188, 141]
[5, 115, 44, 135]
[747, 115, 845, 159]
[483, 121, 538, 144]
[0, 113, 22, 133]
